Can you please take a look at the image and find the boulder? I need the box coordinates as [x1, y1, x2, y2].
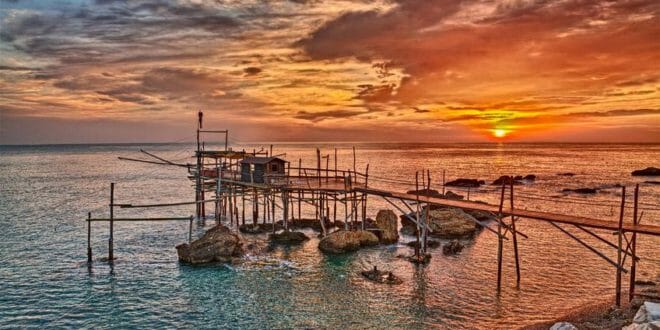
[406, 188, 443, 198]
[239, 223, 282, 234]
[445, 178, 485, 187]
[400, 225, 417, 236]
[562, 188, 598, 194]
[523, 174, 536, 181]
[374, 210, 399, 244]
[550, 322, 577, 330]
[464, 209, 496, 222]
[632, 167, 660, 176]
[268, 231, 309, 244]
[442, 239, 465, 255]
[427, 208, 479, 238]
[176, 225, 243, 264]
[633, 302, 660, 323]
[557, 172, 575, 176]
[492, 175, 523, 185]
[406, 240, 441, 249]
[318, 230, 379, 254]
[444, 191, 464, 200]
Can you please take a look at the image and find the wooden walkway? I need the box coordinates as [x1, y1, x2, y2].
[356, 187, 660, 236]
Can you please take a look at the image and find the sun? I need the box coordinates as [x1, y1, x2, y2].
[493, 129, 507, 138]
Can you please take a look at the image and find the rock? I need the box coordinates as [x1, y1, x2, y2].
[557, 172, 575, 176]
[406, 253, 432, 264]
[374, 210, 399, 244]
[633, 302, 660, 323]
[623, 321, 660, 330]
[442, 239, 464, 255]
[445, 178, 485, 187]
[239, 223, 282, 234]
[562, 188, 598, 194]
[318, 230, 379, 254]
[632, 167, 660, 176]
[400, 225, 417, 236]
[492, 175, 523, 185]
[427, 208, 479, 238]
[550, 322, 577, 330]
[268, 231, 309, 244]
[645, 181, 660, 185]
[464, 209, 496, 222]
[176, 225, 243, 264]
[361, 266, 403, 285]
[444, 191, 464, 200]
[523, 174, 536, 181]
[406, 188, 442, 198]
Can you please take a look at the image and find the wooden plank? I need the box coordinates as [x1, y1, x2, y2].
[355, 187, 660, 236]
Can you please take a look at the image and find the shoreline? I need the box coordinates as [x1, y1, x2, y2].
[523, 296, 639, 330]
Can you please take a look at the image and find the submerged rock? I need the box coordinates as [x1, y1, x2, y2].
[176, 225, 243, 264]
[406, 253, 432, 264]
[445, 178, 485, 187]
[632, 167, 660, 176]
[557, 172, 576, 177]
[318, 230, 379, 254]
[442, 239, 464, 255]
[406, 188, 442, 198]
[374, 210, 399, 244]
[562, 187, 598, 194]
[406, 240, 441, 249]
[239, 223, 283, 234]
[268, 231, 309, 244]
[361, 266, 403, 285]
[492, 175, 524, 186]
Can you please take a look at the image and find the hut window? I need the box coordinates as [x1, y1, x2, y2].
[271, 163, 278, 172]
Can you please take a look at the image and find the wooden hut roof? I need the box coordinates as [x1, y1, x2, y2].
[240, 156, 286, 165]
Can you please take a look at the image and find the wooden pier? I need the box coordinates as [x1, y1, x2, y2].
[85, 112, 659, 307]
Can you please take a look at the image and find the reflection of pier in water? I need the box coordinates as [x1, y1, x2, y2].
[86, 112, 660, 307]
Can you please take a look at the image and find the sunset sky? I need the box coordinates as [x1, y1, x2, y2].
[0, 0, 658, 144]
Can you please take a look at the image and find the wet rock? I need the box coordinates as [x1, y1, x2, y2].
[268, 231, 309, 244]
[523, 174, 536, 181]
[427, 208, 479, 238]
[406, 253, 432, 264]
[374, 210, 399, 244]
[464, 209, 496, 222]
[632, 167, 660, 176]
[633, 301, 660, 323]
[550, 322, 577, 330]
[239, 223, 283, 234]
[562, 188, 598, 194]
[176, 225, 243, 264]
[318, 230, 379, 254]
[406, 240, 441, 249]
[442, 239, 464, 255]
[400, 225, 417, 236]
[361, 266, 403, 285]
[444, 191, 464, 200]
[492, 175, 523, 185]
[445, 178, 485, 187]
[406, 188, 442, 198]
[557, 172, 576, 176]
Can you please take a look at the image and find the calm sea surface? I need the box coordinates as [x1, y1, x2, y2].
[1, 143, 659, 329]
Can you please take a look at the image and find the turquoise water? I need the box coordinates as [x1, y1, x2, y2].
[1, 143, 659, 329]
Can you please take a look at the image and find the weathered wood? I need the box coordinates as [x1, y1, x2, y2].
[510, 179, 521, 285]
[497, 183, 505, 293]
[616, 186, 626, 306]
[629, 184, 639, 302]
[109, 182, 114, 261]
[87, 212, 92, 263]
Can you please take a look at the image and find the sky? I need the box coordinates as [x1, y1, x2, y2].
[0, 0, 659, 144]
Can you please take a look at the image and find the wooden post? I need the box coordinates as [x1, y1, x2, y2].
[241, 189, 246, 225]
[616, 186, 626, 306]
[188, 216, 193, 243]
[87, 212, 92, 263]
[298, 190, 302, 221]
[415, 171, 420, 258]
[510, 179, 521, 285]
[252, 188, 258, 226]
[109, 182, 114, 261]
[352, 146, 356, 174]
[442, 170, 446, 195]
[629, 184, 639, 302]
[316, 148, 321, 187]
[497, 183, 505, 293]
[263, 191, 267, 225]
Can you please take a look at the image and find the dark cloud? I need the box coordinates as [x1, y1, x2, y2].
[294, 109, 365, 122]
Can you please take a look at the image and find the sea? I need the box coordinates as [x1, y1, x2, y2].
[0, 143, 658, 329]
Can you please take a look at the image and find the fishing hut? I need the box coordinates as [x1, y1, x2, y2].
[85, 111, 660, 308]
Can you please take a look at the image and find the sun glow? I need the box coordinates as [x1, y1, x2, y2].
[493, 129, 507, 138]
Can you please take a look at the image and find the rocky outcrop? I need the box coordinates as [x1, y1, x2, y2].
[374, 210, 399, 244]
[427, 208, 479, 238]
[623, 301, 660, 330]
[318, 230, 379, 254]
[442, 239, 464, 255]
[562, 187, 598, 194]
[176, 225, 243, 264]
[361, 266, 402, 285]
[239, 223, 282, 234]
[445, 178, 485, 187]
[406, 188, 442, 198]
[550, 322, 577, 330]
[268, 231, 309, 244]
[632, 167, 660, 176]
[557, 172, 576, 176]
[406, 240, 441, 249]
[492, 174, 536, 186]
[444, 191, 464, 200]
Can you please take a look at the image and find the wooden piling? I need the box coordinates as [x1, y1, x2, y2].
[629, 184, 639, 302]
[616, 186, 626, 306]
[497, 183, 505, 293]
[109, 182, 114, 261]
[87, 212, 92, 263]
[188, 215, 193, 243]
[510, 179, 521, 285]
